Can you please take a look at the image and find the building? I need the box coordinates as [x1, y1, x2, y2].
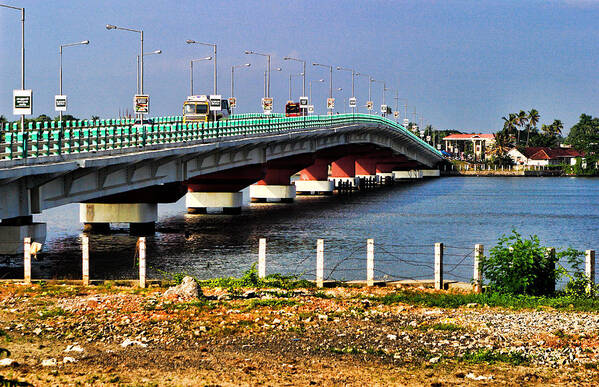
[507, 147, 584, 166]
[443, 133, 495, 161]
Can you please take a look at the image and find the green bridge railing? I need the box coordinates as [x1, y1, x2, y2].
[0, 113, 441, 161]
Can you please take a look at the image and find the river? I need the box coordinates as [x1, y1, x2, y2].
[3, 176, 599, 283]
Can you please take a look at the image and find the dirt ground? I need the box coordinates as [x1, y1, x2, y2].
[0, 282, 598, 386]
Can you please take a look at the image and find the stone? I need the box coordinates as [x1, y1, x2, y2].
[0, 358, 15, 366]
[42, 358, 57, 367]
[466, 373, 492, 381]
[62, 357, 77, 363]
[33, 327, 42, 335]
[120, 338, 148, 348]
[429, 357, 440, 364]
[65, 344, 84, 353]
[387, 334, 397, 340]
[163, 276, 202, 300]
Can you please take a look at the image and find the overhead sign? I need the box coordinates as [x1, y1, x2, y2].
[327, 97, 335, 110]
[55, 95, 67, 112]
[380, 104, 388, 113]
[209, 94, 222, 111]
[349, 97, 357, 108]
[228, 97, 237, 108]
[299, 96, 308, 108]
[262, 97, 273, 112]
[307, 105, 315, 114]
[134, 94, 149, 114]
[403, 118, 409, 127]
[366, 100, 373, 111]
[13, 89, 32, 115]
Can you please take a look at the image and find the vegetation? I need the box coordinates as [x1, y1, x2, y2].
[565, 113, 599, 155]
[496, 109, 563, 150]
[460, 349, 528, 366]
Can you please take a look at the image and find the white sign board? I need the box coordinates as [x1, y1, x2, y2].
[299, 96, 308, 108]
[209, 95, 222, 111]
[55, 95, 67, 112]
[307, 105, 315, 114]
[134, 94, 150, 114]
[403, 118, 409, 127]
[13, 89, 32, 116]
[349, 97, 357, 108]
[327, 97, 335, 110]
[381, 104, 388, 113]
[262, 97, 273, 112]
[228, 97, 237, 108]
[366, 100, 373, 111]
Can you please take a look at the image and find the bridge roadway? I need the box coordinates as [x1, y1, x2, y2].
[0, 113, 444, 254]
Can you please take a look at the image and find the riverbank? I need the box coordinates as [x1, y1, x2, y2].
[442, 169, 563, 176]
[1, 282, 599, 385]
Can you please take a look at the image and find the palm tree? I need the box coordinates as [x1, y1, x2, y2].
[526, 109, 540, 147]
[551, 119, 563, 136]
[515, 110, 528, 145]
[502, 113, 518, 142]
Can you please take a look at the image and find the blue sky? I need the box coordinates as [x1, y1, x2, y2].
[1, 0, 598, 133]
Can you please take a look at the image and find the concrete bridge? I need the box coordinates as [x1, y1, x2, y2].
[0, 113, 444, 254]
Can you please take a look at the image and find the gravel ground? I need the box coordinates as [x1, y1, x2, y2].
[0, 283, 598, 385]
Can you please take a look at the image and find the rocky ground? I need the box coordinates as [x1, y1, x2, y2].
[0, 282, 598, 385]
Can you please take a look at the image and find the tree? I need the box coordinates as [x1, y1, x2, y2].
[526, 109, 539, 147]
[565, 114, 599, 154]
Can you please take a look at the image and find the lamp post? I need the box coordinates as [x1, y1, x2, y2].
[1, 3, 25, 131]
[59, 40, 89, 123]
[263, 67, 281, 99]
[231, 63, 251, 112]
[309, 79, 325, 111]
[245, 50, 272, 97]
[288, 72, 304, 101]
[336, 66, 355, 113]
[189, 56, 213, 96]
[371, 79, 385, 114]
[312, 63, 333, 114]
[186, 40, 217, 95]
[356, 73, 372, 114]
[283, 56, 306, 97]
[136, 49, 161, 94]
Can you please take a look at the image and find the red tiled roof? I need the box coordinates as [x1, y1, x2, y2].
[443, 133, 495, 140]
[523, 147, 584, 160]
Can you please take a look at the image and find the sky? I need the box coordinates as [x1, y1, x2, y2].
[1, 0, 599, 134]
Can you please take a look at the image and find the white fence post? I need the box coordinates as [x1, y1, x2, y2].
[586, 249, 595, 295]
[24, 237, 31, 285]
[138, 237, 146, 288]
[316, 239, 324, 288]
[258, 238, 266, 279]
[81, 234, 89, 286]
[474, 244, 483, 293]
[434, 242, 443, 290]
[367, 239, 374, 286]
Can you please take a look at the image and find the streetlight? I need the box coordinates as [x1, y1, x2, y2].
[371, 79, 386, 113]
[245, 50, 272, 97]
[231, 63, 251, 112]
[264, 67, 281, 99]
[312, 63, 333, 113]
[186, 40, 217, 95]
[356, 73, 373, 114]
[288, 72, 304, 101]
[136, 49, 161, 94]
[283, 56, 306, 97]
[337, 66, 355, 113]
[309, 79, 325, 111]
[59, 40, 89, 123]
[189, 56, 213, 96]
[1, 3, 25, 131]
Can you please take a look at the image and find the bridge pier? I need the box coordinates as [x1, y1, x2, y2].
[0, 216, 47, 255]
[295, 159, 334, 195]
[186, 191, 243, 214]
[80, 203, 157, 235]
[250, 168, 297, 203]
[330, 155, 359, 189]
[393, 170, 424, 181]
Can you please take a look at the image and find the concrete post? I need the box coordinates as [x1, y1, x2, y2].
[367, 238, 374, 286]
[474, 244, 483, 293]
[24, 237, 31, 285]
[316, 239, 324, 288]
[545, 247, 556, 294]
[586, 249, 595, 295]
[258, 238, 266, 279]
[434, 242, 443, 290]
[81, 234, 89, 286]
[138, 237, 146, 288]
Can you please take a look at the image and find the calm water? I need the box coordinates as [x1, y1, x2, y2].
[3, 177, 599, 283]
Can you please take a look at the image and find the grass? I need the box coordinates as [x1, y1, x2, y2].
[460, 349, 528, 366]
[38, 307, 69, 319]
[246, 299, 298, 309]
[373, 290, 599, 311]
[419, 323, 464, 332]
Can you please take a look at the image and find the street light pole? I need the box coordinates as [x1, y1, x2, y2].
[1, 3, 25, 131]
[189, 56, 213, 96]
[288, 73, 303, 101]
[283, 56, 306, 97]
[59, 40, 89, 123]
[312, 63, 333, 114]
[186, 40, 217, 95]
[136, 50, 161, 94]
[336, 66, 355, 113]
[245, 50, 273, 98]
[309, 79, 325, 111]
[230, 63, 250, 112]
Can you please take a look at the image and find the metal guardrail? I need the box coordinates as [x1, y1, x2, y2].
[1, 113, 442, 161]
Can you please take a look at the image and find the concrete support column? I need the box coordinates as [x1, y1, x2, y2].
[251, 168, 296, 203]
[355, 158, 379, 184]
[80, 203, 157, 235]
[0, 216, 47, 255]
[186, 191, 243, 214]
[330, 155, 359, 188]
[393, 170, 423, 181]
[296, 159, 334, 195]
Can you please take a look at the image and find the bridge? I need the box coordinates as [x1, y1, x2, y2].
[0, 113, 444, 254]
